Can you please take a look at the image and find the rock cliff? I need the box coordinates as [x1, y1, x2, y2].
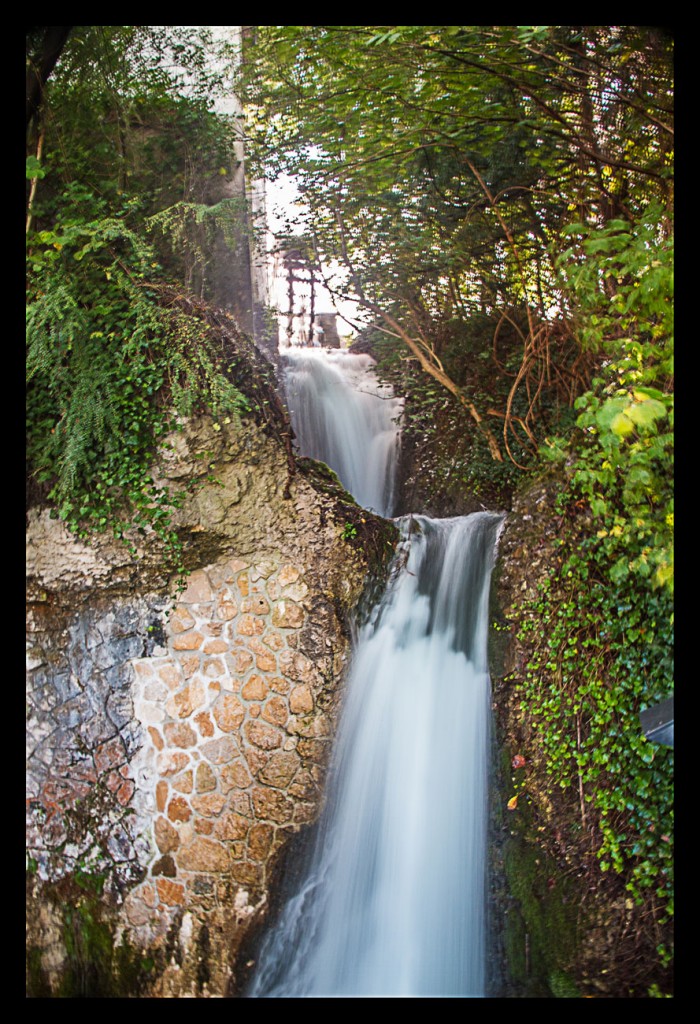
[26, 374, 392, 997]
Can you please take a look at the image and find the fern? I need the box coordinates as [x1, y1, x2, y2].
[27, 191, 252, 571]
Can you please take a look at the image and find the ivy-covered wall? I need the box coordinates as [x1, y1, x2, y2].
[489, 467, 673, 998]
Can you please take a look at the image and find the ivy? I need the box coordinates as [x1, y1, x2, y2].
[26, 188, 250, 575]
[517, 205, 674, 970]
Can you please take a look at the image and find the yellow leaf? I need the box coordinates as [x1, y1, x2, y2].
[610, 411, 635, 437]
[507, 795, 518, 811]
[654, 563, 673, 589]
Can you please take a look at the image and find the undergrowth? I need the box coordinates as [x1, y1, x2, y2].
[26, 185, 252, 578]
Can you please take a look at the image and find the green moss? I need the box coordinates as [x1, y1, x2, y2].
[502, 822, 580, 997]
[495, 741, 581, 998]
[296, 456, 355, 503]
[27, 875, 158, 998]
[74, 868, 106, 896]
[549, 968, 582, 998]
[58, 899, 156, 997]
[26, 946, 53, 998]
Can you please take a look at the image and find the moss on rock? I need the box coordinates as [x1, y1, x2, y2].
[26, 873, 159, 998]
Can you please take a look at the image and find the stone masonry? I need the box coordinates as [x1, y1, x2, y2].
[26, 413, 381, 996]
[123, 558, 338, 954]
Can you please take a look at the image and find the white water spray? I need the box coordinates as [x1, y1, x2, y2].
[248, 348, 502, 997]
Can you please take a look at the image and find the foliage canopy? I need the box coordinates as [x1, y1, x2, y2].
[26, 26, 253, 571]
[238, 25, 672, 459]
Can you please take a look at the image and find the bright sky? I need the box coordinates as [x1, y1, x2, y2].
[266, 174, 363, 335]
[206, 27, 363, 338]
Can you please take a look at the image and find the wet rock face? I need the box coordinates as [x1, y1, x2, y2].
[26, 415, 378, 997]
[26, 595, 164, 890]
[490, 470, 567, 720]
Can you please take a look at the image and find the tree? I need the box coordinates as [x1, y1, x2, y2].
[26, 26, 253, 570]
[26, 26, 72, 133]
[238, 26, 672, 464]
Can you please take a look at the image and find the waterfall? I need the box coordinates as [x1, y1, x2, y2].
[281, 348, 401, 518]
[248, 348, 503, 997]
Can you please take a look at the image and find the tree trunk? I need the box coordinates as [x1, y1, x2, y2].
[26, 27, 72, 135]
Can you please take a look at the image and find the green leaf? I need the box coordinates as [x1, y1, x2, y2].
[26, 155, 46, 180]
[626, 399, 667, 428]
[562, 223, 588, 236]
[595, 397, 629, 432]
[632, 387, 665, 402]
[609, 411, 638, 436]
[626, 466, 652, 488]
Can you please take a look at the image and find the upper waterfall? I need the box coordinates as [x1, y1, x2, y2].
[281, 347, 402, 518]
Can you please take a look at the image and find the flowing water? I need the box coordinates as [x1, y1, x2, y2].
[281, 347, 401, 518]
[248, 348, 502, 997]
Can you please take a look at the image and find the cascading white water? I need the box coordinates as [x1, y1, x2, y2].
[248, 347, 502, 998]
[281, 348, 402, 517]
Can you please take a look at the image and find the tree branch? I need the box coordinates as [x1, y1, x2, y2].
[309, 212, 503, 460]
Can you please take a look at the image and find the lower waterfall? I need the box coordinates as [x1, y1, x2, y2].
[248, 348, 503, 997]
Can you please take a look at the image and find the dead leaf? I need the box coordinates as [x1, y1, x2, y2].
[507, 795, 518, 811]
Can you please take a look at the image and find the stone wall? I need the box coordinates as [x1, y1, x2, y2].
[26, 414, 381, 997]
